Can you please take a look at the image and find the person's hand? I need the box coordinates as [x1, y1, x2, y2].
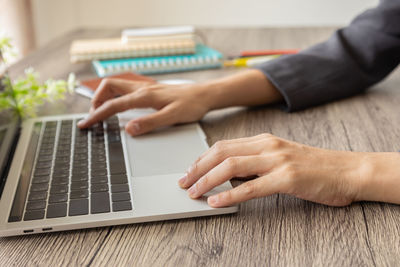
[178, 133, 368, 207]
[77, 70, 283, 136]
[77, 78, 213, 136]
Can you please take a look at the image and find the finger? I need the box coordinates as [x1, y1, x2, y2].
[207, 173, 281, 207]
[78, 93, 146, 128]
[179, 137, 270, 188]
[124, 104, 178, 136]
[187, 155, 273, 199]
[195, 133, 273, 164]
[91, 78, 150, 109]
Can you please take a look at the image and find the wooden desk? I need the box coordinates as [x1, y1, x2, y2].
[1, 28, 400, 266]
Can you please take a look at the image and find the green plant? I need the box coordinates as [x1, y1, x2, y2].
[0, 36, 75, 119]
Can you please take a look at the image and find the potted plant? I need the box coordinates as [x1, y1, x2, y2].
[0, 36, 75, 119]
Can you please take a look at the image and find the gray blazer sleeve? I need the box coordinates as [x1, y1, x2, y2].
[255, 0, 400, 111]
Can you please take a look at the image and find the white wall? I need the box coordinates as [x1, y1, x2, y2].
[32, 0, 379, 46]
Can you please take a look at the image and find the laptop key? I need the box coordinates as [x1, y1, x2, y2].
[56, 151, 70, 157]
[28, 191, 48, 201]
[74, 154, 88, 161]
[32, 175, 50, 184]
[35, 161, 52, 169]
[50, 185, 69, 194]
[53, 169, 69, 176]
[73, 161, 88, 168]
[107, 134, 121, 143]
[69, 199, 89, 216]
[112, 201, 132, 212]
[111, 184, 129, 193]
[71, 173, 88, 181]
[91, 170, 107, 177]
[71, 181, 88, 191]
[34, 169, 51, 177]
[108, 142, 124, 157]
[91, 183, 108, 193]
[37, 155, 53, 162]
[72, 168, 88, 176]
[110, 163, 126, 175]
[53, 172, 69, 179]
[49, 194, 68, 203]
[74, 148, 88, 154]
[91, 192, 110, 214]
[30, 183, 49, 192]
[70, 190, 89, 199]
[91, 162, 107, 170]
[112, 192, 131, 202]
[26, 201, 46, 210]
[47, 203, 67, 218]
[52, 177, 69, 185]
[24, 210, 45, 221]
[91, 175, 108, 184]
[39, 149, 53, 156]
[111, 174, 128, 184]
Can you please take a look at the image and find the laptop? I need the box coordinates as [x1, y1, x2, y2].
[0, 72, 237, 237]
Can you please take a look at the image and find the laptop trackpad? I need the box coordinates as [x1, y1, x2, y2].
[122, 123, 208, 177]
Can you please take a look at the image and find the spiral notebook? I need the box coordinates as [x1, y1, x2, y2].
[70, 38, 196, 63]
[92, 44, 223, 77]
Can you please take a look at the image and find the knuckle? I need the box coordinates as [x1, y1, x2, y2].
[188, 162, 199, 176]
[276, 152, 292, 163]
[259, 133, 273, 139]
[137, 86, 151, 95]
[223, 157, 238, 174]
[198, 175, 210, 187]
[137, 87, 156, 101]
[99, 78, 112, 89]
[221, 190, 233, 203]
[241, 182, 256, 197]
[212, 141, 227, 159]
[267, 137, 284, 150]
[281, 163, 298, 180]
[101, 78, 110, 86]
[103, 100, 115, 111]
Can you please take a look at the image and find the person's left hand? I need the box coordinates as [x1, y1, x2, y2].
[178, 133, 366, 207]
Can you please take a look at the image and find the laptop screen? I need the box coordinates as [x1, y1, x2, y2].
[0, 69, 21, 200]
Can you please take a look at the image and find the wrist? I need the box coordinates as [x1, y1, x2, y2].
[196, 69, 283, 110]
[355, 152, 400, 204]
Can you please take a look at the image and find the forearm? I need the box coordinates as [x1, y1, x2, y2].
[256, 0, 400, 111]
[357, 152, 400, 205]
[198, 69, 283, 110]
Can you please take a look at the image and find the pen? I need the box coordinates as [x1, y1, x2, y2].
[224, 55, 280, 68]
[240, 49, 299, 57]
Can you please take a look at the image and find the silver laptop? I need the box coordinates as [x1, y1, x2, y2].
[0, 75, 237, 237]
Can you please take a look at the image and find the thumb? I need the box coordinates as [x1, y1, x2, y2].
[125, 106, 177, 136]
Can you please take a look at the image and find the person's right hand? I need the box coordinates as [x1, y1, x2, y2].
[77, 78, 213, 136]
[77, 69, 283, 136]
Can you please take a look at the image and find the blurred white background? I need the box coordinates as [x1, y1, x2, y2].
[1, 0, 379, 57]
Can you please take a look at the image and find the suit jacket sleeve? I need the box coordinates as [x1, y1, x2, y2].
[255, 0, 400, 111]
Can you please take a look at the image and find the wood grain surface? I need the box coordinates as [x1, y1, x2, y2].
[1, 27, 400, 267]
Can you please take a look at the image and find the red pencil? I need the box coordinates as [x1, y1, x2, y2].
[240, 49, 299, 57]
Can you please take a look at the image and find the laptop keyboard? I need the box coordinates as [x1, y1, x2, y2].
[8, 116, 132, 222]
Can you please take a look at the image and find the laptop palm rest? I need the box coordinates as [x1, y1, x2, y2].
[118, 110, 237, 216]
[119, 110, 208, 177]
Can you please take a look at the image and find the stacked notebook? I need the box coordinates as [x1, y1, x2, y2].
[70, 26, 196, 63]
[92, 44, 223, 77]
[70, 26, 223, 76]
[70, 38, 196, 63]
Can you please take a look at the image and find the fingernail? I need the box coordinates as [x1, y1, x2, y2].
[187, 165, 193, 174]
[208, 195, 219, 206]
[178, 175, 187, 186]
[130, 122, 141, 134]
[188, 184, 197, 197]
[77, 119, 86, 127]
